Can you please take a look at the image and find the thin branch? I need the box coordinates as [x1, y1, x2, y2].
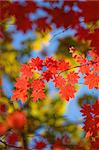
[59, 61, 99, 74]
[50, 25, 72, 42]
[50, 20, 85, 42]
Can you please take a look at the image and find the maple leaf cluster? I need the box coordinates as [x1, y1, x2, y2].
[0, 1, 99, 54]
[69, 47, 99, 89]
[9, 47, 99, 148]
[81, 100, 99, 149]
[12, 55, 79, 102]
[0, 46, 97, 149]
[12, 48, 99, 103]
[0, 48, 99, 150]
[0, 1, 99, 148]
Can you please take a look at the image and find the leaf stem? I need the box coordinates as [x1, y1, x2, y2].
[59, 61, 99, 74]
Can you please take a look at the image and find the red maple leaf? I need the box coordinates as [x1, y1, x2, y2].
[34, 17, 52, 32]
[29, 57, 43, 71]
[66, 71, 80, 84]
[12, 77, 30, 101]
[59, 85, 76, 101]
[8, 1, 37, 32]
[20, 64, 33, 78]
[58, 60, 70, 72]
[54, 75, 66, 88]
[31, 89, 45, 102]
[44, 57, 58, 74]
[42, 70, 53, 81]
[12, 89, 28, 102]
[79, 65, 90, 75]
[78, 1, 99, 23]
[15, 16, 33, 33]
[15, 77, 30, 90]
[81, 100, 99, 137]
[31, 79, 45, 90]
[84, 73, 99, 89]
[31, 79, 45, 101]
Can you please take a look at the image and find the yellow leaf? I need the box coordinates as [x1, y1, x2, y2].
[31, 32, 51, 51]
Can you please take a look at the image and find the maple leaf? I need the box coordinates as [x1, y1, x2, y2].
[24, 1, 38, 13]
[79, 65, 90, 75]
[80, 100, 99, 137]
[78, 1, 99, 23]
[31, 79, 45, 90]
[75, 54, 87, 65]
[20, 64, 33, 78]
[81, 104, 92, 117]
[15, 16, 33, 33]
[59, 85, 76, 101]
[88, 49, 98, 59]
[31, 79, 45, 101]
[31, 31, 51, 51]
[54, 75, 66, 88]
[92, 100, 99, 116]
[88, 50, 99, 72]
[8, 1, 37, 32]
[45, 57, 58, 74]
[84, 73, 99, 89]
[12, 77, 30, 101]
[29, 57, 43, 71]
[12, 89, 28, 102]
[93, 61, 99, 73]
[76, 26, 90, 41]
[34, 17, 52, 32]
[66, 71, 80, 84]
[31, 89, 45, 102]
[58, 60, 70, 72]
[15, 77, 30, 90]
[42, 70, 53, 81]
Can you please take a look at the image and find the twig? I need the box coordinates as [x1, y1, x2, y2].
[59, 61, 99, 74]
[50, 25, 72, 42]
[49, 20, 85, 42]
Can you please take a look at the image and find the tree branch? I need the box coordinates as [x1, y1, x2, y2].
[59, 60, 99, 74]
[50, 25, 72, 42]
[50, 20, 84, 42]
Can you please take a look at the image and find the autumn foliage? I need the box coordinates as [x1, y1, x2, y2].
[1, 1, 99, 54]
[0, 0, 99, 149]
[12, 48, 99, 103]
[1, 47, 99, 149]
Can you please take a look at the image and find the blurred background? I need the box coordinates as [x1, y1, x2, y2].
[0, 0, 99, 149]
